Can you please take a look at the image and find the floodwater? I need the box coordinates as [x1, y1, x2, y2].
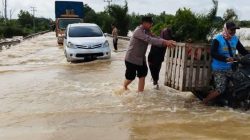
[0, 32, 250, 140]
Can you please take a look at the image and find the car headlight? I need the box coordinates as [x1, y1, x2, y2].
[103, 41, 109, 48]
[58, 33, 64, 37]
[67, 42, 76, 49]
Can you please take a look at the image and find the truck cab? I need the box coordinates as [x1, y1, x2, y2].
[55, 1, 84, 45]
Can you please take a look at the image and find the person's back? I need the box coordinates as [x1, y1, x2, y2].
[148, 28, 173, 89]
[148, 28, 173, 64]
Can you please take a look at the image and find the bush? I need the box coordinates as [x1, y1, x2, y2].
[0, 26, 30, 38]
[107, 1, 130, 36]
[150, 0, 227, 42]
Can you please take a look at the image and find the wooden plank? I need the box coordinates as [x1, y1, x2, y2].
[201, 49, 207, 87]
[170, 47, 175, 88]
[164, 47, 171, 86]
[195, 48, 202, 90]
[187, 47, 195, 90]
[180, 44, 187, 91]
[172, 46, 179, 88]
[175, 45, 182, 90]
[167, 48, 173, 86]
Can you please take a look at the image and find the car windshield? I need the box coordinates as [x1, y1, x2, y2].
[58, 19, 81, 29]
[69, 26, 103, 37]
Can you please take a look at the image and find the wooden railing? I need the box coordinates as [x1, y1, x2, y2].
[0, 30, 50, 51]
[164, 43, 211, 91]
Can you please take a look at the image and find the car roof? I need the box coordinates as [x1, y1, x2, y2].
[68, 23, 99, 28]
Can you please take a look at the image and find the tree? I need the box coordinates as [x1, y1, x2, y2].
[171, 8, 198, 42]
[223, 8, 238, 22]
[35, 18, 50, 31]
[128, 12, 141, 31]
[18, 10, 33, 28]
[95, 11, 114, 33]
[83, 4, 98, 23]
[107, 1, 130, 36]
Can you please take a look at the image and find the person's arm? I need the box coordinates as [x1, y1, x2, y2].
[211, 39, 228, 62]
[133, 28, 164, 46]
[236, 41, 249, 55]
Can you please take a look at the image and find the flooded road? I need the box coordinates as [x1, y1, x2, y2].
[0, 32, 250, 140]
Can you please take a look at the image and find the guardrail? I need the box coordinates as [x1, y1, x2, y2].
[106, 34, 130, 41]
[0, 30, 50, 51]
[106, 34, 250, 52]
[23, 30, 50, 40]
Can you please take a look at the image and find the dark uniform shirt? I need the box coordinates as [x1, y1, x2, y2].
[148, 28, 173, 64]
[125, 25, 164, 66]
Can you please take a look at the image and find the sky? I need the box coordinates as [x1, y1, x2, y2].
[1, 0, 250, 20]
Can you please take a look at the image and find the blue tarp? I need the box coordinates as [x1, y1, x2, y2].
[55, 1, 84, 18]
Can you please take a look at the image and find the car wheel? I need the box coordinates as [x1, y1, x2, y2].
[64, 50, 71, 62]
[66, 57, 71, 62]
[107, 53, 111, 59]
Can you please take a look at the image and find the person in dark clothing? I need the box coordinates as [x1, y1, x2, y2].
[148, 28, 174, 89]
[203, 22, 249, 104]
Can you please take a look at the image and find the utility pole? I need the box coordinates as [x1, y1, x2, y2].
[30, 6, 37, 32]
[104, 0, 112, 12]
[4, 0, 6, 19]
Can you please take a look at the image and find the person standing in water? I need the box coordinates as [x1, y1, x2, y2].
[148, 28, 174, 90]
[112, 24, 118, 51]
[123, 16, 176, 93]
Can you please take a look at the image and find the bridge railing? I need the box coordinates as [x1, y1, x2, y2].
[106, 34, 130, 41]
[0, 30, 50, 51]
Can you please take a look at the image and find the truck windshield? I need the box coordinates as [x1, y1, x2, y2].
[59, 19, 81, 29]
[69, 26, 103, 37]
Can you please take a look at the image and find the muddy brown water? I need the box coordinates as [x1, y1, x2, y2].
[0, 32, 250, 140]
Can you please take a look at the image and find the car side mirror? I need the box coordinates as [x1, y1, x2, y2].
[104, 33, 108, 37]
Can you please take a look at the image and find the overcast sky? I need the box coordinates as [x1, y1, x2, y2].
[1, 0, 250, 20]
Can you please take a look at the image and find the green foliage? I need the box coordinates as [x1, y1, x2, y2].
[18, 10, 33, 28]
[83, 4, 98, 23]
[107, 1, 130, 36]
[0, 26, 29, 38]
[150, 12, 175, 36]
[35, 18, 50, 32]
[150, 0, 227, 42]
[223, 9, 238, 22]
[95, 12, 114, 33]
[128, 12, 142, 31]
[172, 8, 199, 41]
[0, 10, 50, 38]
[239, 20, 250, 27]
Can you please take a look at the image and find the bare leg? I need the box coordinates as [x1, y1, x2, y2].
[138, 77, 145, 93]
[123, 79, 132, 90]
[203, 90, 220, 104]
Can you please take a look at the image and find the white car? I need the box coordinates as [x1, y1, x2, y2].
[63, 23, 111, 62]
